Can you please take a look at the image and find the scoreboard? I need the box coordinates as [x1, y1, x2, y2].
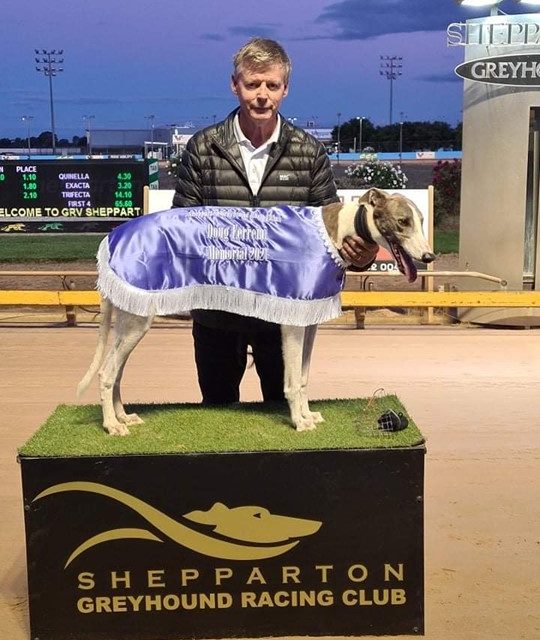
[0, 160, 150, 234]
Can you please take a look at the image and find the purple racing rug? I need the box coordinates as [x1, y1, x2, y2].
[97, 205, 347, 327]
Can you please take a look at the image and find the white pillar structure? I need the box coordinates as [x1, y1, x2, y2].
[454, 13, 540, 325]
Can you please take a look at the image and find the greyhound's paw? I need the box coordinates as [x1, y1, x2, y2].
[104, 422, 131, 436]
[309, 411, 324, 424]
[295, 417, 317, 432]
[122, 413, 144, 425]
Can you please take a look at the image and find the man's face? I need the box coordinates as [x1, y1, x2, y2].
[231, 63, 289, 126]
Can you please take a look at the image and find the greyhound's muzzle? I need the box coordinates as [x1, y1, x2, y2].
[422, 252, 436, 264]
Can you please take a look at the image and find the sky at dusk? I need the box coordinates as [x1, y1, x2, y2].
[1, 0, 539, 139]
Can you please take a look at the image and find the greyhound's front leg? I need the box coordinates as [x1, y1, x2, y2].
[113, 359, 145, 427]
[281, 325, 316, 431]
[300, 324, 324, 425]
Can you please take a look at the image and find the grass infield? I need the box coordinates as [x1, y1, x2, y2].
[434, 228, 459, 254]
[0, 234, 106, 262]
[18, 395, 424, 458]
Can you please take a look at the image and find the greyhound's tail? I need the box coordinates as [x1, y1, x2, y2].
[76, 298, 113, 399]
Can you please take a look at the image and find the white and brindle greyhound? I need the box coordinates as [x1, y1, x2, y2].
[78, 188, 434, 434]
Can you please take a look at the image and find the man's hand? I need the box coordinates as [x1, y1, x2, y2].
[340, 235, 379, 269]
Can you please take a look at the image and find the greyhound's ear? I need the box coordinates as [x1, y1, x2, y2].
[184, 502, 228, 524]
[366, 188, 387, 207]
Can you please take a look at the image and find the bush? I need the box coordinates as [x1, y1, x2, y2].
[338, 161, 408, 189]
[432, 159, 461, 225]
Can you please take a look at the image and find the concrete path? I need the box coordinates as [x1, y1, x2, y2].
[1, 324, 539, 639]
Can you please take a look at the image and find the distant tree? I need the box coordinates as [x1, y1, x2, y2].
[453, 121, 462, 149]
[332, 118, 376, 152]
[35, 131, 57, 148]
[0, 133, 83, 149]
[332, 119, 461, 153]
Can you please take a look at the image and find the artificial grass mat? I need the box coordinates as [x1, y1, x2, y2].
[18, 395, 424, 458]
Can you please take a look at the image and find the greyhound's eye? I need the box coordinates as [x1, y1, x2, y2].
[398, 218, 410, 226]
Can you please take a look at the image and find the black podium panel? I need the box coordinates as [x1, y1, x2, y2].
[21, 447, 425, 639]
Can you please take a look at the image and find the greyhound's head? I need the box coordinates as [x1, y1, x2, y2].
[356, 188, 435, 282]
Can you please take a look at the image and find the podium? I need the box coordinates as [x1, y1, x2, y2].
[19, 398, 425, 639]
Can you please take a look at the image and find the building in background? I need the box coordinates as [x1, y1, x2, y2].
[89, 125, 198, 158]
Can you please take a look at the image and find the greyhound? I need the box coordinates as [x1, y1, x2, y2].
[77, 188, 434, 434]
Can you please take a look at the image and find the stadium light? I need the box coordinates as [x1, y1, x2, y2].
[34, 48, 64, 154]
[399, 120, 404, 163]
[145, 114, 156, 157]
[83, 115, 95, 156]
[356, 116, 364, 154]
[336, 112, 342, 164]
[380, 56, 403, 126]
[456, 0, 503, 6]
[456, 0, 503, 15]
[21, 115, 34, 158]
[457, 1, 540, 17]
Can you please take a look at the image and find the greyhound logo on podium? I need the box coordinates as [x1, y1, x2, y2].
[33, 481, 323, 566]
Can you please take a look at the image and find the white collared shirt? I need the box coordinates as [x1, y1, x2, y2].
[233, 114, 281, 195]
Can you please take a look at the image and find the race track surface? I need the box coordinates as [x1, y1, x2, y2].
[1, 324, 539, 639]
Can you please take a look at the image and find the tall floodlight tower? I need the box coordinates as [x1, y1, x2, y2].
[379, 56, 402, 125]
[356, 116, 364, 154]
[21, 115, 34, 158]
[146, 114, 156, 157]
[83, 115, 95, 156]
[35, 49, 64, 154]
[336, 112, 342, 164]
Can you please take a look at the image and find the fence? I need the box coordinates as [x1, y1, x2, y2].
[0, 269, 535, 328]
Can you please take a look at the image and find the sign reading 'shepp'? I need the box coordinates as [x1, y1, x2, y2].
[455, 54, 540, 87]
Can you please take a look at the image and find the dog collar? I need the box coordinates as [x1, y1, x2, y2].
[353, 204, 374, 243]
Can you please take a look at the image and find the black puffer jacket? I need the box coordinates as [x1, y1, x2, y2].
[172, 109, 338, 208]
[172, 109, 339, 330]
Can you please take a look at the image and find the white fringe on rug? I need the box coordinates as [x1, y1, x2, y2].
[97, 239, 343, 327]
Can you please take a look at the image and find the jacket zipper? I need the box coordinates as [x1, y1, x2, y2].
[213, 145, 260, 206]
[212, 125, 290, 207]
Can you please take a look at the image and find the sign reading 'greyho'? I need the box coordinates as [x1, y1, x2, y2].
[455, 54, 540, 87]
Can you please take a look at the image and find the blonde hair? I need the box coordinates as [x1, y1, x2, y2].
[233, 38, 291, 83]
